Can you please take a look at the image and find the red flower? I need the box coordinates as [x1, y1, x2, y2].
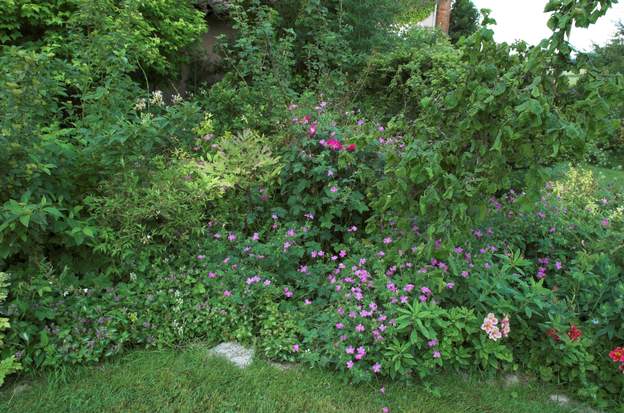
[327, 139, 343, 151]
[609, 347, 624, 363]
[567, 324, 582, 341]
[546, 328, 560, 342]
[346, 143, 356, 152]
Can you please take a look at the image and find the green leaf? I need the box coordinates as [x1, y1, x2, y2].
[82, 227, 96, 237]
[491, 130, 502, 152]
[492, 82, 506, 96]
[43, 207, 63, 219]
[192, 283, 206, 295]
[19, 214, 30, 227]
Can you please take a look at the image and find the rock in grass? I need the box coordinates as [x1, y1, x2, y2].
[269, 362, 296, 371]
[13, 384, 31, 394]
[504, 374, 520, 386]
[549, 394, 570, 405]
[209, 342, 254, 368]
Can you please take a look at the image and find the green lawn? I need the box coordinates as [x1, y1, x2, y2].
[0, 345, 578, 413]
[547, 161, 624, 193]
[589, 164, 624, 193]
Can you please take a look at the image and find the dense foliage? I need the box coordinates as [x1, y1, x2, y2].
[0, 273, 20, 386]
[448, 0, 480, 43]
[1, 0, 623, 411]
[587, 21, 624, 74]
[0, 0, 207, 74]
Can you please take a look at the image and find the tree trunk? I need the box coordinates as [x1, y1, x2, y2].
[435, 0, 452, 34]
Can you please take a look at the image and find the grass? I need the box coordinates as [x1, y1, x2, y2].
[589, 164, 624, 193]
[0, 345, 579, 413]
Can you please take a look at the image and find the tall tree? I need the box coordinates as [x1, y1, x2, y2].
[448, 0, 479, 43]
[435, 0, 452, 33]
[587, 20, 624, 74]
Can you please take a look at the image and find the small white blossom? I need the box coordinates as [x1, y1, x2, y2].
[134, 98, 147, 111]
[149, 90, 164, 106]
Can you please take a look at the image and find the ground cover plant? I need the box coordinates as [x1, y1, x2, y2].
[1, 0, 623, 411]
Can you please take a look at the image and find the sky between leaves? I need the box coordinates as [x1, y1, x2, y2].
[472, 0, 624, 51]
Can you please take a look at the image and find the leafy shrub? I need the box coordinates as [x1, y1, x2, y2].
[87, 156, 217, 267]
[570, 65, 624, 165]
[479, 167, 624, 404]
[0, 193, 94, 267]
[88, 122, 282, 272]
[270, 0, 436, 79]
[0, 272, 20, 385]
[0, 0, 72, 43]
[270, 102, 373, 240]
[0, 76, 202, 273]
[207, 2, 296, 134]
[1, 0, 206, 75]
[363, 21, 603, 230]
[0, 47, 70, 205]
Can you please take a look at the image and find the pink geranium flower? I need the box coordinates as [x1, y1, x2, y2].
[309, 122, 317, 137]
[327, 139, 343, 151]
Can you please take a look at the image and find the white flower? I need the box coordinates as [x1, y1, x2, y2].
[134, 98, 147, 111]
[149, 90, 164, 106]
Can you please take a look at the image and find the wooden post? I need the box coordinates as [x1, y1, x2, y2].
[435, 0, 452, 34]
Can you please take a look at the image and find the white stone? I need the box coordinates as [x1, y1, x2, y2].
[269, 362, 296, 371]
[549, 394, 570, 405]
[209, 342, 254, 368]
[13, 384, 31, 394]
[504, 374, 520, 386]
